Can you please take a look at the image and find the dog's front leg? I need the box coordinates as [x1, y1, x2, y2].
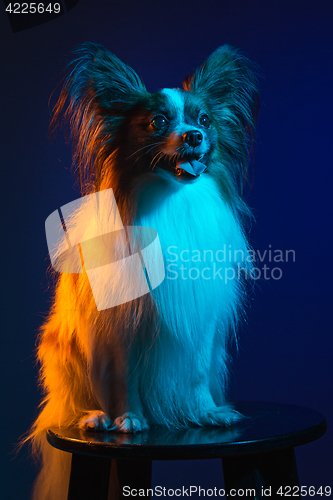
[191, 332, 242, 428]
[78, 339, 148, 433]
[110, 367, 149, 433]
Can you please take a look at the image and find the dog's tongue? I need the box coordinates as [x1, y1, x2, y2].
[176, 160, 206, 176]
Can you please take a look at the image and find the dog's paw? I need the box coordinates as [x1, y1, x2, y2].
[110, 412, 149, 433]
[200, 405, 243, 428]
[77, 410, 112, 431]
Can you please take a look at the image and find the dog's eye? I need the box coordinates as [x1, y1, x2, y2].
[151, 115, 168, 129]
[199, 114, 210, 128]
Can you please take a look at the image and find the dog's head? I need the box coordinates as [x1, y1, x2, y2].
[51, 43, 259, 202]
[123, 87, 217, 182]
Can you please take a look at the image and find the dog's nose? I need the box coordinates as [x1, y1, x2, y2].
[183, 130, 203, 148]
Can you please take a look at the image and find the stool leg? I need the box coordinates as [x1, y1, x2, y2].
[108, 459, 153, 499]
[222, 447, 300, 498]
[68, 453, 112, 500]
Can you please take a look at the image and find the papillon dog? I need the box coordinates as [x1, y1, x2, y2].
[27, 43, 259, 499]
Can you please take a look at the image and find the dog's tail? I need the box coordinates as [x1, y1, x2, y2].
[23, 270, 97, 499]
[30, 428, 71, 500]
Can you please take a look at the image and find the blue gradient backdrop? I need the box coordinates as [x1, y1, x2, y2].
[1, 0, 332, 497]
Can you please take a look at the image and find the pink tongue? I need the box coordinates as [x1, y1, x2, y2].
[176, 160, 206, 176]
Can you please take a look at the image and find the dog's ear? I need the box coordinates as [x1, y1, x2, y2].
[50, 43, 147, 192]
[183, 46, 259, 130]
[57, 42, 146, 111]
[183, 46, 260, 196]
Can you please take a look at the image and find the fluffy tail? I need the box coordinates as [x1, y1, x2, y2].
[24, 270, 98, 499]
[30, 431, 71, 500]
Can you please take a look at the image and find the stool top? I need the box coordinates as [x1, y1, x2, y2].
[47, 401, 327, 460]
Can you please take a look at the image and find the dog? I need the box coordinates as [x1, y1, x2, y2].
[27, 43, 259, 499]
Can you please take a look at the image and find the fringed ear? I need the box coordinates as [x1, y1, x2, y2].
[183, 46, 260, 194]
[50, 42, 147, 193]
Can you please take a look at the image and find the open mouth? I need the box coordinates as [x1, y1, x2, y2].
[157, 154, 207, 180]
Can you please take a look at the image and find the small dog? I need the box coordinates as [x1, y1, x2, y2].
[28, 43, 259, 499]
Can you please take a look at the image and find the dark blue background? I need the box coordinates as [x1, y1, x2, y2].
[1, 0, 332, 497]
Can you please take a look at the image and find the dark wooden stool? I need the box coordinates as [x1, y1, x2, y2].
[47, 401, 327, 499]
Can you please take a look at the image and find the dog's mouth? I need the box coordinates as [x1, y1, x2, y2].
[156, 154, 207, 180]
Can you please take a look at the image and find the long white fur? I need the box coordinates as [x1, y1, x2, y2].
[129, 170, 249, 427]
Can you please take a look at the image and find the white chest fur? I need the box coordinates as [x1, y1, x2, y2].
[134, 171, 249, 341]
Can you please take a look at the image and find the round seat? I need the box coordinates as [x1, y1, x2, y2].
[47, 401, 327, 499]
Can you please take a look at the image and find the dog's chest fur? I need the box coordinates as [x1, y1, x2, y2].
[133, 171, 247, 340]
